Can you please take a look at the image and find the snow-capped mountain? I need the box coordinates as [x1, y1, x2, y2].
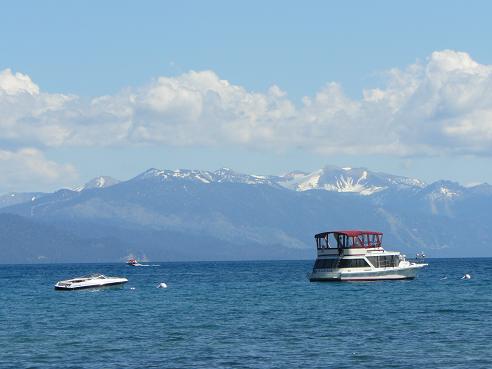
[74, 176, 120, 192]
[131, 167, 277, 186]
[129, 165, 424, 195]
[276, 166, 425, 195]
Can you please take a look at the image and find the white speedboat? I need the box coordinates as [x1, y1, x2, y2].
[54, 274, 128, 290]
[309, 230, 427, 282]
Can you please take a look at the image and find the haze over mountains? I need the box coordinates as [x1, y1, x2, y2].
[1, 166, 491, 263]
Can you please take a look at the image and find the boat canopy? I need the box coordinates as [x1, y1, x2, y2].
[315, 230, 383, 249]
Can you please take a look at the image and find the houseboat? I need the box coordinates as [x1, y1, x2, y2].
[309, 230, 427, 282]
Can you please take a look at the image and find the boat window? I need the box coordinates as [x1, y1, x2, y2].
[367, 255, 399, 268]
[335, 234, 364, 249]
[364, 234, 382, 247]
[354, 236, 365, 248]
[367, 256, 376, 267]
[318, 232, 384, 249]
[316, 234, 338, 249]
[326, 233, 337, 248]
[338, 259, 370, 268]
[335, 234, 347, 248]
[314, 258, 338, 269]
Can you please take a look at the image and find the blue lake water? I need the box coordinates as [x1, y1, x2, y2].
[1, 258, 491, 368]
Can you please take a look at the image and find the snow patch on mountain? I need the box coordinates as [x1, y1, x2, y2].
[420, 180, 464, 215]
[74, 176, 120, 192]
[425, 181, 463, 201]
[276, 166, 423, 195]
[0, 192, 46, 208]
[324, 174, 385, 195]
[279, 170, 322, 191]
[439, 187, 459, 198]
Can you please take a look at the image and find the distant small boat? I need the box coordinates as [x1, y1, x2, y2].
[127, 258, 142, 266]
[54, 274, 128, 290]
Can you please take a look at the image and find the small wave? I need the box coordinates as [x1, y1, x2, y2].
[436, 309, 460, 314]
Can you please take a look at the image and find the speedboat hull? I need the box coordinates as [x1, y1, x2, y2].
[54, 281, 127, 290]
[309, 263, 427, 282]
[54, 275, 128, 290]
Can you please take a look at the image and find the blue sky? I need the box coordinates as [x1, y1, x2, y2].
[1, 1, 492, 192]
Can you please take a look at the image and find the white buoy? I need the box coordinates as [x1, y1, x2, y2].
[157, 282, 167, 288]
[130, 287, 136, 290]
[461, 274, 471, 280]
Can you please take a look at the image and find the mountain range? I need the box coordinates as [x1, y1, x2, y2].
[1, 166, 491, 263]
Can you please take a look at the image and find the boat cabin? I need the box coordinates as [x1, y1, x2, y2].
[315, 230, 383, 250]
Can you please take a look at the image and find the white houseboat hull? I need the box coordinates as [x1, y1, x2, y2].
[309, 263, 427, 282]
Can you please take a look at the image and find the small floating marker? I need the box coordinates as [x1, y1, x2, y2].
[157, 282, 167, 288]
[461, 274, 471, 280]
[130, 287, 136, 290]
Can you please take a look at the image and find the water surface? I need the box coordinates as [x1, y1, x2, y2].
[1, 259, 491, 368]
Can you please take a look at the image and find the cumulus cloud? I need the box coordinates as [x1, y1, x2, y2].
[0, 148, 78, 192]
[1, 50, 492, 156]
[0, 69, 39, 95]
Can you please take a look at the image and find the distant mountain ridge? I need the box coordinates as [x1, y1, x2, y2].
[1, 165, 482, 202]
[126, 166, 429, 194]
[132, 167, 276, 186]
[0, 165, 491, 263]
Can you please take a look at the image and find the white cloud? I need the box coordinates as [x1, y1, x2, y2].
[0, 148, 78, 193]
[0, 69, 39, 95]
[1, 50, 492, 156]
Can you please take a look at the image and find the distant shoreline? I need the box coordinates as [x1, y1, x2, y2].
[1, 256, 491, 266]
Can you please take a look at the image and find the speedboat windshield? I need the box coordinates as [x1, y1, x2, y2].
[84, 274, 107, 279]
